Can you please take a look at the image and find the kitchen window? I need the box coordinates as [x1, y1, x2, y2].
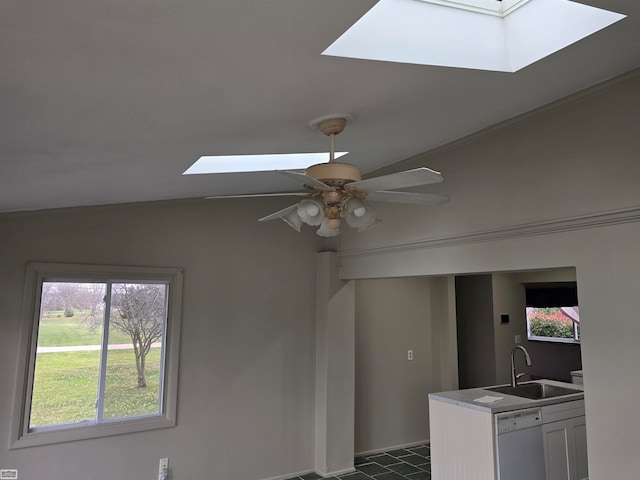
[11, 263, 183, 448]
[525, 283, 580, 344]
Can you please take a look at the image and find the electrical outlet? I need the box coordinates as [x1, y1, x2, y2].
[407, 350, 414, 361]
[159, 458, 169, 473]
[0, 470, 18, 480]
[515, 335, 522, 344]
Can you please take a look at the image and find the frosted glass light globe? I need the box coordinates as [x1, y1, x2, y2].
[353, 206, 366, 217]
[305, 204, 320, 216]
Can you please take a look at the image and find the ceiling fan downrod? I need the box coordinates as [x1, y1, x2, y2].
[316, 116, 347, 164]
[329, 133, 335, 163]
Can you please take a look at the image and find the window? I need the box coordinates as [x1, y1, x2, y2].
[526, 307, 580, 343]
[11, 263, 183, 448]
[525, 283, 580, 344]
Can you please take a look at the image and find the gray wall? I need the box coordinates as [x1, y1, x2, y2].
[354, 277, 433, 453]
[455, 275, 496, 389]
[353, 275, 460, 455]
[0, 199, 322, 480]
[526, 341, 582, 383]
[339, 72, 640, 479]
[491, 272, 528, 384]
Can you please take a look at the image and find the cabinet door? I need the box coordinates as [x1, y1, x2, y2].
[573, 418, 589, 480]
[542, 420, 572, 480]
[542, 417, 588, 480]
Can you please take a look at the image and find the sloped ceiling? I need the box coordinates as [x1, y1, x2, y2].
[1, 0, 639, 213]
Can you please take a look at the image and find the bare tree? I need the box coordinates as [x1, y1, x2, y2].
[110, 283, 167, 388]
[42, 282, 82, 317]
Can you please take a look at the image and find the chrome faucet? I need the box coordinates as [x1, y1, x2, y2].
[511, 345, 532, 387]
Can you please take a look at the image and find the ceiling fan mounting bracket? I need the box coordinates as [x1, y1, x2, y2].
[308, 113, 353, 136]
[318, 117, 346, 136]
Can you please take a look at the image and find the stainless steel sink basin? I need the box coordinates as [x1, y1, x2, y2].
[487, 382, 582, 400]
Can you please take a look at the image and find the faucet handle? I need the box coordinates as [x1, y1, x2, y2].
[515, 372, 529, 380]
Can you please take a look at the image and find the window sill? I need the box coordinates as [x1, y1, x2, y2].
[527, 335, 580, 345]
[11, 414, 175, 449]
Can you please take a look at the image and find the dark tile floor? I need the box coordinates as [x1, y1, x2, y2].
[285, 444, 431, 480]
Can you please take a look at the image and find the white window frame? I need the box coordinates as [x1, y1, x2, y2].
[11, 262, 183, 449]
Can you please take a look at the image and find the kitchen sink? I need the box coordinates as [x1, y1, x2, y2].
[487, 382, 582, 400]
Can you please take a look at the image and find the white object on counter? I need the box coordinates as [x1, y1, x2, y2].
[474, 395, 504, 404]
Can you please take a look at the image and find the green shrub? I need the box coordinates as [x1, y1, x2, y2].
[529, 316, 574, 338]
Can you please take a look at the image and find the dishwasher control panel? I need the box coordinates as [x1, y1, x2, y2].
[496, 408, 542, 434]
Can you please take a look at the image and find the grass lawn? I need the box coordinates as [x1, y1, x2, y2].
[30, 348, 161, 428]
[29, 309, 163, 427]
[38, 311, 131, 346]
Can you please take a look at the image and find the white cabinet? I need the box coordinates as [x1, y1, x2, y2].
[542, 416, 588, 480]
[541, 401, 588, 480]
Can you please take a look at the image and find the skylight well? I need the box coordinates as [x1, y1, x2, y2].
[323, 0, 626, 72]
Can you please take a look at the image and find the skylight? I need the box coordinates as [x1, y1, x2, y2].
[183, 152, 348, 175]
[322, 0, 625, 72]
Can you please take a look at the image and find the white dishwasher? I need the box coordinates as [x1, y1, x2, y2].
[495, 408, 546, 480]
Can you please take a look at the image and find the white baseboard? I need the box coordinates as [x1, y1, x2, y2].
[259, 469, 313, 480]
[355, 439, 430, 457]
[265, 465, 357, 480]
[318, 466, 356, 477]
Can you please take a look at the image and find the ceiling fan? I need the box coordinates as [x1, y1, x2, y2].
[209, 114, 449, 237]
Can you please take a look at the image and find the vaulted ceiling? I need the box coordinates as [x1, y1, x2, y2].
[2, 0, 639, 213]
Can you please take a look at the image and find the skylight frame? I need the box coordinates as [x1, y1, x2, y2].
[419, 0, 531, 17]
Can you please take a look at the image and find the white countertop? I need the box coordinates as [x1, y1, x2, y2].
[428, 379, 584, 414]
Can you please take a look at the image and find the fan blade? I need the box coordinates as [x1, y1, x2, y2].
[206, 192, 310, 199]
[258, 204, 300, 222]
[348, 167, 443, 193]
[277, 170, 335, 191]
[365, 191, 449, 206]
